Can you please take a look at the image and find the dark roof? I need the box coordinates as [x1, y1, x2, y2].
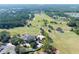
[21, 34, 36, 41]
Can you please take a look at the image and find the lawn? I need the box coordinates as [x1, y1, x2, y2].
[47, 15, 79, 54]
[39, 13, 79, 54]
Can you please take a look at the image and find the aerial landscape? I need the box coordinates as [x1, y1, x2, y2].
[0, 4, 79, 54]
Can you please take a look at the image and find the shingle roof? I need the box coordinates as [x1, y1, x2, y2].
[21, 34, 36, 41]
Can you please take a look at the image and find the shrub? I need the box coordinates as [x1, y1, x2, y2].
[48, 25, 54, 30]
[15, 45, 27, 54]
[48, 29, 52, 32]
[50, 21, 57, 24]
[30, 41, 38, 49]
[56, 27, 64, 33]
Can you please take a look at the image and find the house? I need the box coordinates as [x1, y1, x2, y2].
[20, 34, 45, 50]
[59, 17, 67, 21]
[20, 43, 31, 47]
[37, 34, 45, 41]
[20, 34, 36, 41]
[0, 43, 16, 54]
[20, 34, 45, 42]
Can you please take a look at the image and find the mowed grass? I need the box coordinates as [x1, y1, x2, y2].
[52, 31, 79, 54]
[39, 14, 79, 54]
[0, 13, 79, 53]
[46, 15, 79, 54]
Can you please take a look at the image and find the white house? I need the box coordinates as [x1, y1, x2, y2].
[37, 34, 45, 41]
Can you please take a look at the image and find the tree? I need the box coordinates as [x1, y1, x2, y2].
[73, 29, 79, 35]
[48, 29, 52, 32]
[11, 36, 24, 46]
[48, 25, 54, 30]
[0, 9, 35, 29]
[68, 17, 79, 35]
[41, 31, 54, 53]
[0, 31, 10, 43]
[43, 19, 48, 26]
[30, 41, 38, 49]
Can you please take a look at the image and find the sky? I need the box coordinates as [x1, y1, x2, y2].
[0, 0, 78, 4]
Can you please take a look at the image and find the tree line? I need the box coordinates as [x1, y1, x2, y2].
[0, 9, 34, 29]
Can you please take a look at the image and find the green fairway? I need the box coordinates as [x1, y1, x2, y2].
[36, 13, 79, 54]
[46, 15, 79, 54]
